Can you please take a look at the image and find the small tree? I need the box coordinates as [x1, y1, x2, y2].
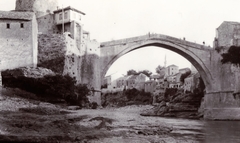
[221, 46, 240, 66]
[221, 46, 240, 94]
[127, 69, 152, 77]
[127, 69, 137, 76]
[180, 70, 191, 83]
[138, 70, 152, 77]
[156, 65, 166, 76]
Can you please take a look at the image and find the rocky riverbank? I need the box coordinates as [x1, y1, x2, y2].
[0, 88, 202, 143]
[140, 89, 204, 119]
[102, 88, 204, 119]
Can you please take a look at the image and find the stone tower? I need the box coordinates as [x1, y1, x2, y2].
[15, 0, 59, 17]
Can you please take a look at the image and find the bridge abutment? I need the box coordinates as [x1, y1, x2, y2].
[204, 91, 240, 120]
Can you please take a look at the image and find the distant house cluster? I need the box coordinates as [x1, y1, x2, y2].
[102, 73, 149, 93]
[102, 64, 200, 94]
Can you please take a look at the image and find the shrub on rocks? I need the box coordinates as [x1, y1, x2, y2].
[125, 88, 152, 105]
[102, 88, 152, 107]
[2, 67, 91, 107]
[91, 102, 98, 109]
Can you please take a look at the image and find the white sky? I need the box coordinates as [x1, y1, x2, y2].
[2, 0, 240, 80]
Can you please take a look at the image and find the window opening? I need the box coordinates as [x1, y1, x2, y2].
[73, 13, 76, 18]
[64, 11, 67, 19]
[20, 23, 24, 28]
[6, 23, 10, 29]
[59, 13, 62, 20]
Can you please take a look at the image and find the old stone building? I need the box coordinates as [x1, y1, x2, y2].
[37, 5, 101, 104]
[103, 75, 111, 88]
[144, 80, 157, 93]
[116, 76, 127, 89]
[167, 73, 182, 88]
[0, 0, 101, 104]
[213, 21, 240, 95]
[214, 21, 240, 48]
[184, 72, 200, 93]
[0, 11, 38, 71]
[166, 64, 179, 76]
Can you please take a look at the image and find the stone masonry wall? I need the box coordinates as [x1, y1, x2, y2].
[63, 33, 82, 83]
[80, 34, 101, 104]
[0, 17, 38, 71]
[0, 72, 2, 86]
[38, 33, 101, 104]
[38, 34, 66, 74]
[37, 14, 59, 34]
[216, 22, 240, 48]
[216, 22, 235, 48]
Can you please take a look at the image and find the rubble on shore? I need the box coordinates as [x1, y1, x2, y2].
[0, 88, 181, 143]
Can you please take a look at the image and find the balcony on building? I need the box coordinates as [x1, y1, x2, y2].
[53, 6, 85, 25]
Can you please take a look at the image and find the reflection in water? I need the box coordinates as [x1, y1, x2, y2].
[155, 117, 240, 143]
[204, 121, 240, 143]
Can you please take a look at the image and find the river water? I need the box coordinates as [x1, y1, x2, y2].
[157, 117, 240, 143]
[75, 106, 240, 143]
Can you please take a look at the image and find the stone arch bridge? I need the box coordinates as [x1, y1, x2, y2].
[100, 33, 240, 120]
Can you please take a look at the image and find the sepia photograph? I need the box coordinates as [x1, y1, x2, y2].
[0, 0, 240, 142]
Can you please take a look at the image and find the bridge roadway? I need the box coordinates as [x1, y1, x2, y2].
[100, 33, 212, 50]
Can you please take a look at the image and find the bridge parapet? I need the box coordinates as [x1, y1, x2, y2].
[100, 33, 212, 50]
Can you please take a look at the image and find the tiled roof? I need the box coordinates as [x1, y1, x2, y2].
[166, 74, 175, 78]
[179, 68, 190, 71]
[83, 30, 89, 34]
[169, 81, 178, 84]
[151, 74, 165, 79]
[185, 73, 197, 79]
[223, 21, 240, 25]
[145, 80, 156, 83]
[172, 72, 182, 76]
[116, 76, 127, 81]
[0, 11, 34, 20]
[53, 6, 85, 15]
[167, 64, 178, 68]
[218, 21, 240, 29]
[150, 74, 160, 79]
[127, 75, 137, 80]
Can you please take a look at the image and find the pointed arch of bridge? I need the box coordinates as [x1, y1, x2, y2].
[101, 40, 213, 91]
